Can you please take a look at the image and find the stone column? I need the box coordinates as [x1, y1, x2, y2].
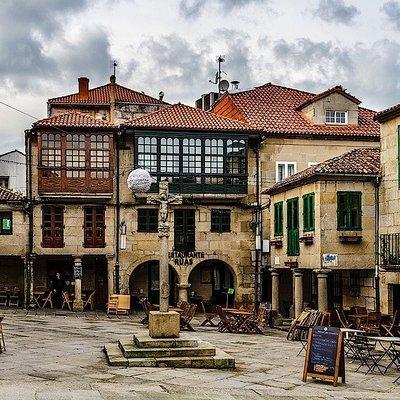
[159, 226, 170, 313]
[315, 269, 331, 312]
[177, 283, 191, 302]
[73, 257, 84, 312]
[270, 269, 279, 311]
[293, 269, 303, 318]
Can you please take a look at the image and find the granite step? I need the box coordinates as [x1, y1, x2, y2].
[119, 340, 216, 358]
[133, 333, 198, 349]
[104, 343, 235, 369]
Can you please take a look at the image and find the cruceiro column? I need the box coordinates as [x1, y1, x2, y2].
[270, 269, 279, 311]
[73, 257, 84, 312]
[293, 269, 303, 318]
[315, 269, 331, 312]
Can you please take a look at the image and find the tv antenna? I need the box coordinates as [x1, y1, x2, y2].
[209, 55, 229, 94]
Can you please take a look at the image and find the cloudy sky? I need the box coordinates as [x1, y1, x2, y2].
[0, 0, 399, 153]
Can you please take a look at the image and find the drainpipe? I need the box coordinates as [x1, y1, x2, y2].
[374, 175, 381, 313]
[24, 129, 34, 309]
[114, 130, 121, 294]
[254, 142, 261, 310]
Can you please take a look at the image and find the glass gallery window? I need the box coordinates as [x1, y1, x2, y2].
[135, 135, 247, 193]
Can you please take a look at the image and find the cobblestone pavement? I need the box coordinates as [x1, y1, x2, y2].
[0, 309, 399, 399]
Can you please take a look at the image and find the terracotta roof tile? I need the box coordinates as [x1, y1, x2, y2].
[265, 147, 380, 195]
[48, 83, 167, 105]
[33, 112, 115, 129]
[124, 103, 259, 132]
[374, 103, 400, 123]
[217, 83, 379, 139]
[0, 187, 24, 201]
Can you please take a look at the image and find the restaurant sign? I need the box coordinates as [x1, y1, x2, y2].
[168, 251, 205, 266]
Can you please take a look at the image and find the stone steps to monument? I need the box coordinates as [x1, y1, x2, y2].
[133, 333, 198, 349]
[104, 343, 235, 369]
[119, 340, 216, 358]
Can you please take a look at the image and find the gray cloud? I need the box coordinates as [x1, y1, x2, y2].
[179, 0, 268, 18]
[312, 0, 360, 25]
[382, 1, 400, 30]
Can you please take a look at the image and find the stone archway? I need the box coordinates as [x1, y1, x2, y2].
[187, 259, 236, 306]
[128, 260, 179, 308]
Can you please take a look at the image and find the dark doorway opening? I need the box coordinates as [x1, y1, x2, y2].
[392, 284, 400, 313]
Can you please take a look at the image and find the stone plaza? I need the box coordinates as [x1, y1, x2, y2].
[0, 309, 399, 400]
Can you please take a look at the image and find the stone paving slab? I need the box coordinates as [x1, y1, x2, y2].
[0, 309, 400, 399]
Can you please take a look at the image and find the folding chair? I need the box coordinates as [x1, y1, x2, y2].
[9, 289, 20, 307]
[0, 291, 7, 307]
[336, 308, 355, 329]
[0, 316, 5, 352]
[354, 335, 385, 375]
[83, 290, 95, 311]
[41, 291, 53, 309]
[180, 304, 197, 331]
[200, 301, 217, 327]
[61, 291, 73, 311]
[382, 310, 400, 337]
[246, 306, 265, 334]
[216, 306, 234, 333]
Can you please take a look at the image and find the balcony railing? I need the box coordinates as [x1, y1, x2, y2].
[380, 233, 400, 270]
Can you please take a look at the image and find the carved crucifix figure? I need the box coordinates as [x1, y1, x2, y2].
[148, 178, 182, 312]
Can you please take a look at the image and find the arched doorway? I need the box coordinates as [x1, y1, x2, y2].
[129, 261, 178, 306]
[188, 260, 235, 306]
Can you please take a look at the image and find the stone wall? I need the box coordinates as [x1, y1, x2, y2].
[0, 204, 28, 256]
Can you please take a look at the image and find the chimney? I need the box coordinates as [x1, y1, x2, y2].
[78, 77, 89, 100]
[159, 91, 164, 102]
[110, 74, 116, 84]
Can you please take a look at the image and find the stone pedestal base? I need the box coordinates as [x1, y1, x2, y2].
[73, 299, 84, 312]
[149, 311, 180, 338]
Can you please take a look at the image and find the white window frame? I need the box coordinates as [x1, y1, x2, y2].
[325, 110, 348, 125]
[276, 161, 297, 182]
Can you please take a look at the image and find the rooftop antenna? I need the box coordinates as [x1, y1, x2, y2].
[113, 60, 118, 77]
[209, 55, 229, 94]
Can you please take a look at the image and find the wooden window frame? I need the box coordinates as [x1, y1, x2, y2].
[137, 208, 158, 233]
[274, 202, 283, 236]
[83, 206, 106, 248]
[337, 191, 362, 231]
[303, 193, 315, 232]
[41, 205, 64, 248]
[174, 209, 195, 251]
[211, 209, 231, 233]
[0, 211, 12, 235]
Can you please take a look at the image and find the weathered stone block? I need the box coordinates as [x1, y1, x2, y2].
[149, 311, 180, 338]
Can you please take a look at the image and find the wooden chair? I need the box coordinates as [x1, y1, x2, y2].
[180, 304, 197, 331]
[321, 311, 331, 327]
[107, 296, 119, 315]
[382, 310, 400, 337]
[61, 291, 73, 311]
[41, 291, 53, 309]
[0, 316, 5, 352]
[83, 290, 95, 311]
[336, 308, 354, 329]
[361, 312, 381, 335]
[247, 306, 265, 334]
[216, 306, 235, 333]
[200, 301, 217, 327]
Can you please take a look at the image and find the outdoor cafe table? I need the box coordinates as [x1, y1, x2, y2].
[368, 336, 400, 373]
[224, 309, 254, 333]
[340, 328, 365, 359]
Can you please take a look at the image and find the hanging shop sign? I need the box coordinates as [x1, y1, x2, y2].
[168, 251, 205, 266]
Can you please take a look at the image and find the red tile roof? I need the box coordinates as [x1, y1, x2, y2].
[124, 103, 259, 132]
[0, 187, 24, 201]
[264, 147, 380, 195]
[215, 83, 379, 139]
[48, 83, 167, 105]
[33, 112, 116, 129]
[374, 103, 400, 123]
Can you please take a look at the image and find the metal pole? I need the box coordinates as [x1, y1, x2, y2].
[374, 177, 381, 312]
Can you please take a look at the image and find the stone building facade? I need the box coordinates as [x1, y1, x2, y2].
[264, 148, 380, 317]
[375, 104, 400, 314]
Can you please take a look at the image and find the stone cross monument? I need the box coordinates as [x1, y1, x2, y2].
[148, 179, 182, 313]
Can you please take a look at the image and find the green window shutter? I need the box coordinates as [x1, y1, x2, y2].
[287, 197, 299, 256]
[337, 192, 362, 231]
[303, 193, 315, 232]
[337, 192, 347, 230]
[274, 202, 283, 236]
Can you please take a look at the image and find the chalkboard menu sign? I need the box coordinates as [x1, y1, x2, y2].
[302, 326, 345, 386]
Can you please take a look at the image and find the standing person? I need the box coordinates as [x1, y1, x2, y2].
[52, 272, 65, 309]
